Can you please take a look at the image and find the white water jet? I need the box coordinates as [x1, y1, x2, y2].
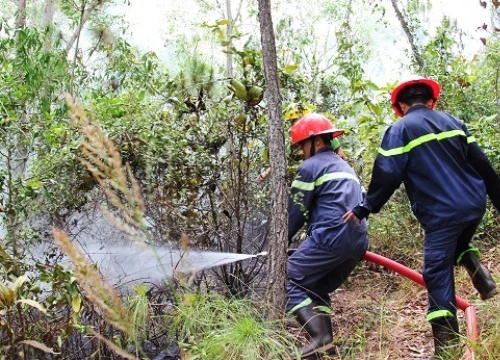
[70, 240, 267, 287]
[30, 208, 267, 287]
[177, 250, 268, 274]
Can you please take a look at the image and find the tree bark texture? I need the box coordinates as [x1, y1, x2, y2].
[257, 0, 288, 319]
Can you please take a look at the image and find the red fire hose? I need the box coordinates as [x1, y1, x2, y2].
[363, 251, 478, 360]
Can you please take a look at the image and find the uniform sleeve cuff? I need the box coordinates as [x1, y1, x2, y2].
[352, 206, 370, 220]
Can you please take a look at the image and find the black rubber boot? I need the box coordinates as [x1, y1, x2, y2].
[431, 317, 460, 359]
[460, 251, 498, 300]
[294, 303, 334, 358]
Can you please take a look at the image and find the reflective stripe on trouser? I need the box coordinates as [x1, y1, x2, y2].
[456, 247, 480, 266]
[286, 237, 361, 313]
[453, 218, 481, 265]
[423, 219, 481, 322]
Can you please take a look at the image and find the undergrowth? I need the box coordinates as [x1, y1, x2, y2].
[170, 290, 300, 359]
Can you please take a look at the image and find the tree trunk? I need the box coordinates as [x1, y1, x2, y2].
[257, 0, 288, 319]
[69, 1, 88, 95]
[225, 0, 244, 77]
[43, 0, 56, 50]
[226, 0, 233, 78]
[43, 0, 55, 27]
[65, 6, 91, 54]
[390, 0, 424, 71]
[16, 0, 27, 28]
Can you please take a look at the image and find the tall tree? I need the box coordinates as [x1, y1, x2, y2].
[15, 0, 27, 28]
[390, 0, 424, 71]
[226, 0, 234, 77]
[257, 0, 288, 318]
[43, 0, 56, 49]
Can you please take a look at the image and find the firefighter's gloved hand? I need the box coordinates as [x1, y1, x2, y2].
[352, 205, 370, 220]
[343, 206, 369, 224]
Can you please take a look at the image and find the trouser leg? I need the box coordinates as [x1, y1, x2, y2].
[423, 223, 468, 320]
[287, 239, 359, 358]
[423, 223, 470, 359]
[454, 220, 497, 300]
[287, 238, 355, 313]
[310, 258, 359, 308]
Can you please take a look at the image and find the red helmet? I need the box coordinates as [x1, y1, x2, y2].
[290, 113, 343, 146]
[391, 76, 441, 117]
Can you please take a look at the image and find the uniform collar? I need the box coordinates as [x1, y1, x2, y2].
[405, 104, 429, 115]
[315, 147, 334, 155]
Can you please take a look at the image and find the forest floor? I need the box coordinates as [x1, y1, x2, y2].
[287, 246, 499, 359]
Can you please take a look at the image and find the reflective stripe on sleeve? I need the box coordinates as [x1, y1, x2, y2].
[291, 180, 315, 191]
[291, 172, 360, 191]
[378, 129, 470, 157]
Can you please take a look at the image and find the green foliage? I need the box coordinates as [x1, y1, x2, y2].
[0, 260, 83, 357]
[172, 291, 298, 359]
[126, 284, 153, 344]
[0, 24, 74, 258]
[0, 0, 499, 358]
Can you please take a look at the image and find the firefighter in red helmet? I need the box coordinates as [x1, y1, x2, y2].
[390, 75, 441, 117]
[255, 104, 345, 183]
[344, 76, 499, 359]
[287, 113, 368, 358]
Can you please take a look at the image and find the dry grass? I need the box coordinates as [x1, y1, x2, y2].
[52, 228, 132, 336]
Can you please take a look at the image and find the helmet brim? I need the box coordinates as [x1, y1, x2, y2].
[291, 129, 344, 146]
[391, 77, 441, 117]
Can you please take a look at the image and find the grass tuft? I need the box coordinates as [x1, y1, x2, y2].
[171, 290, 299, 359]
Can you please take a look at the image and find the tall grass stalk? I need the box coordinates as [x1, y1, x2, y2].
[470, 296, 500, 359]
[52, 229, 133, 336]
[65, 93, 147, 243]
[52, 95, 154, 358]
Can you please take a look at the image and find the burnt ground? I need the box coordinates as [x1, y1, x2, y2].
[288, 248, 499, 360]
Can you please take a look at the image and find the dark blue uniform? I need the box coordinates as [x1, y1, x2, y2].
[287, 148, 368, 313]
[352, 105, 500, 323]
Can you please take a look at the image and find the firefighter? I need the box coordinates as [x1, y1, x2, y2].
[287, 113, 368, 358]
[343, 76, 499, 358]
[255, 104, 345, 183]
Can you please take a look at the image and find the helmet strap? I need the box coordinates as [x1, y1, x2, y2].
[395, 103, 403, 115]
[310, 137, 316, 157]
